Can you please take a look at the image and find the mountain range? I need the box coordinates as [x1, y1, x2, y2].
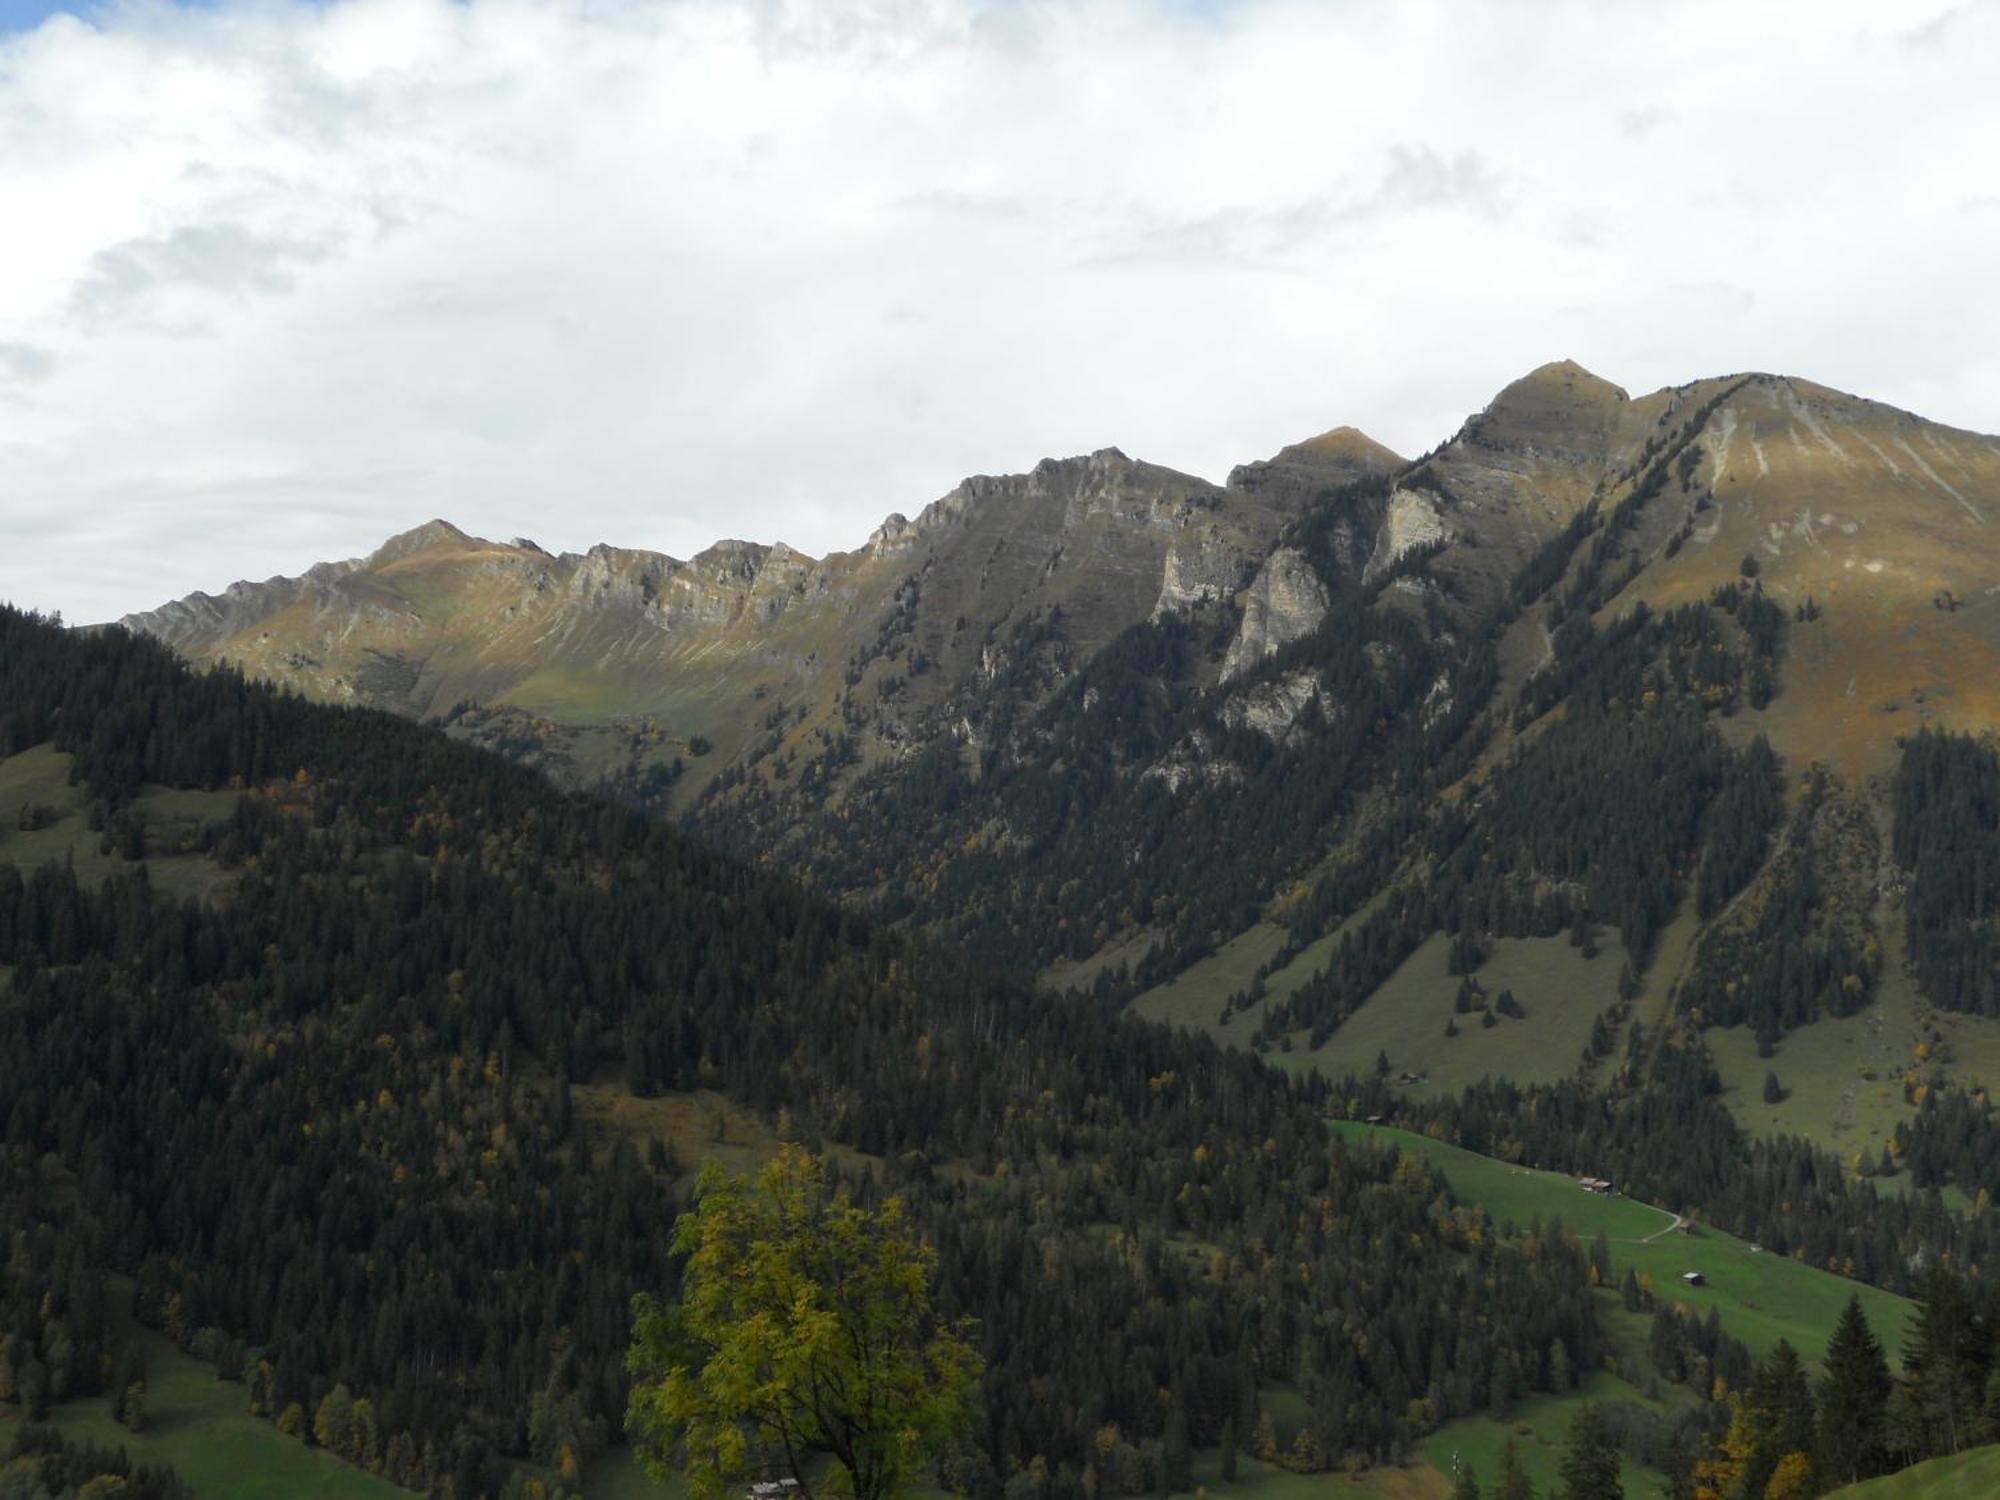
[122, 362, 2000, 1038]
[15, 358, 2000, 1497]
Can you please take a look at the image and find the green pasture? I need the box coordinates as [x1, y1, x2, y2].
[0, 1324, 401, 1499]
[1828, 1444, 2000, 1498]
[1332, 1121, 1916, 1362]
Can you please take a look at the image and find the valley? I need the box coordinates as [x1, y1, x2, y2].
[16, 360, 2000, 1498]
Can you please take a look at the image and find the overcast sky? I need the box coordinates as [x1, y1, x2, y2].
[2, 0, 1997, 623]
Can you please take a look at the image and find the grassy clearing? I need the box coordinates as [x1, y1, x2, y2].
[573, 1083, 785, 1184]
[1709, 994, 1915, 1160]
[1132, 918, 1641, 1096]
[1130, 923, 1289, 1032]
[0, 743, 238, 901]
[0, 1324, 401, 1499]
[1709, 914, 2000, 1175]
[583, 1449, 682, 1499]
[1293, 931, 1631, 1094]
[1423, 1371, 1671, 1500]
[1044, 928, 1158, 995]
[1332, 1121, 1916, 1362]
[1828, 1444, 2000, 1497]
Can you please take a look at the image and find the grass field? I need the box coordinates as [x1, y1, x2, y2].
[1423, 1371, 1672, 1500]
[0, 743, 238, 900]
[1827, 1443, 2000, 1497]
[1332, 1121, 1916, 1362]
[573, 1081, 786, 1184]
[1044, 928, 1159, 995]
[1295, 931, 1633, 1092]
[0, 1324, 402, 1499]
[1130, 922, 1291, 1031]
[1710, 916, 2000, 1174]
[1134, 921, 1641, 1095]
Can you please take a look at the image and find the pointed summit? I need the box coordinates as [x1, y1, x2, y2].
[367, 519, 476, 568]
[1470, 359, 1630, 458]
[1229, 423, 1402, 498]
[1289, 425, 1405, 468]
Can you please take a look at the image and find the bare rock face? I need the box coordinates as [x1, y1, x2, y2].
[1220, 547, 1329, 683]
[1363, 486, 1452, 581]
[1221, 668, 1324, 742]
[1153, 525, 1255, 616]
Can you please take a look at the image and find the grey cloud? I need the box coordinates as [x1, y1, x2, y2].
[0, 341, 56, 384]
[896, 188, 1034, 220]
[1900, 6, 1971, 47]
[1082, 146, 1511, 271]
[68, 222, 331, 321]
[1618, 106, 1674, 139]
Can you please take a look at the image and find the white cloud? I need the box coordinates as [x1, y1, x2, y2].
[0, 0, 1995, 623]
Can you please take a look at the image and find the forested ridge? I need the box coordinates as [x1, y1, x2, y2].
[0, 606, 1602, 1497]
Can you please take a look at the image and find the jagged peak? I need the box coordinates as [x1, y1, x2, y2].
[689, 538, 773, 577]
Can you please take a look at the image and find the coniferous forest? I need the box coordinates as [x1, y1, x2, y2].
[0, 607, 1602, 1496]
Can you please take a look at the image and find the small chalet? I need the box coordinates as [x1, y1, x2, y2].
[1578, 1176, 1614, 1195]
[1681, 1270, 1705, 1287]
[746, 1482, 802, 1500]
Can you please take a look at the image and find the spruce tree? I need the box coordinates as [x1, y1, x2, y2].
[1494, 1437, 1535, 1500]
[1556, 1404, 1620, 1500]
[1906, 1266, 1985, 1458]
[1741, 1340, 1814, 1499]
[1817, 1295, 1891, 1486]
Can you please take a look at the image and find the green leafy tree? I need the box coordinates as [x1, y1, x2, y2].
[628, 1147, 983, 1500]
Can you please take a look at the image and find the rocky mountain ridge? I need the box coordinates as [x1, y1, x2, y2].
[121, 361, 2000, 1027]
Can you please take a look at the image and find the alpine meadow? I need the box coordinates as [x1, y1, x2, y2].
[7, 2, 2000, 1499]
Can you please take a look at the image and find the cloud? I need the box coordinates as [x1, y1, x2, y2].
[1617, 106, 1674, 139]
[69, 222, 331, 322]
[1082, 147, 1510, 271]
[0, 0, 1996, 625]
[0, 339, 55, 383]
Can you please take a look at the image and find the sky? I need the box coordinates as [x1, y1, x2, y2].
[2, 0, 1997, 624]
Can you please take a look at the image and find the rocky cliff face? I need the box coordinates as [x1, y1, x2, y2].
[1220, 548, 1331, 682]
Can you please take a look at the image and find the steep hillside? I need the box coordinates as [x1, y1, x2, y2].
[120, 363, 2000, 1087]
[0, 606, 1608, 1497]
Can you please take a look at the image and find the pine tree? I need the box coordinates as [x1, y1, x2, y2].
[1453, 1458, 1483, 1499]
[1905, 1267, 1985, 1458]
[1817, 1295, 1891, 1486]
[1739, 1340, 1814, 1499]
[1494, 1436, 1535, 1500]
[1555, 1404, 1620, 1500]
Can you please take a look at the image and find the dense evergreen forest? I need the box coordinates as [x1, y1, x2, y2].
[1894, 728, 2000, 1015]
[0, 607, 1601, 1497]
